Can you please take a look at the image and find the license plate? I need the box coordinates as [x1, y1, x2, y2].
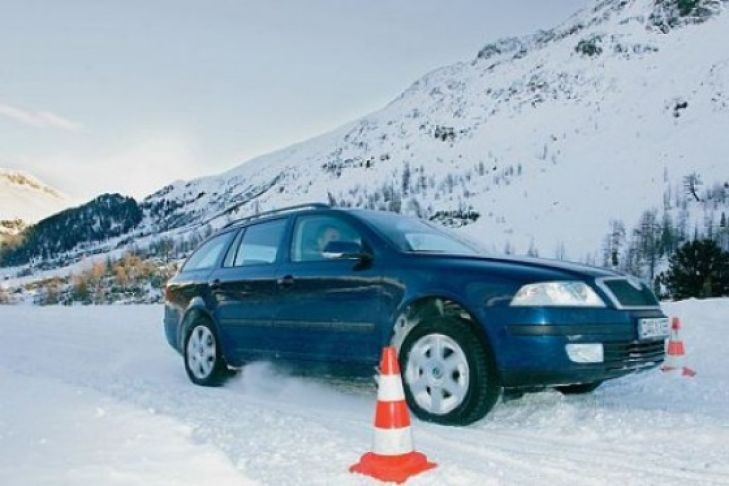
[638, 317, 670, 340]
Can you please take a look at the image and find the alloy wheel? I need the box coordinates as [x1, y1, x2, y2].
[404, 333, 471, 415]
[186, 325, 217, 380]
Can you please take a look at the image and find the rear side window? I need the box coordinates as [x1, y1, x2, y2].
[229, 219, 287, 266]
[183, 232, 234, 271]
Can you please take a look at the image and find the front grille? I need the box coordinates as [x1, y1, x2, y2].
[599, 278, 659, 308]
[603, 340, 665, 372]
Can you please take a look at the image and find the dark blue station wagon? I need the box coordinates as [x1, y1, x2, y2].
[164, 204, 668, 425]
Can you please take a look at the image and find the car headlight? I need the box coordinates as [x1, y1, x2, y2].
[510, 281, 605, 307]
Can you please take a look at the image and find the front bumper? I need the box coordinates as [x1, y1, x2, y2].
[481, 306, 667, 388]
[500, 338, 665, 387]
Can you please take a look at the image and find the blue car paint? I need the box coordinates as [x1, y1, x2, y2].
[164, 207, 665, 388]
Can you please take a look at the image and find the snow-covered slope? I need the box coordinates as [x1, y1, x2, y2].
[135, 0, 729, 261]
[0, 168, 70, 223]
[4, 0, 729, 275]
[0, 299, 727, 485]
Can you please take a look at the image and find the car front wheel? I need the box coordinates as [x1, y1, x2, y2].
[399, 317, 500, 425]
[184, 321, 228, 386]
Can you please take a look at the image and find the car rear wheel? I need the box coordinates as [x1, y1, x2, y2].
[555, 381, 603, 395]
[184, 321, 228, 386]
[399, 317, 500, 425]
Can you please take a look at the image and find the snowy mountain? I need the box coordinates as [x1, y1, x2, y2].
[4, 0, 729, 272]
[138, 0, 729, 261]
[0, 219, 26, 241]
[0, 194, 142, 267]
[0, 168, 70, 224]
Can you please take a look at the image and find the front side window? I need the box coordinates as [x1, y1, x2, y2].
[183, 232, 234, 271]
[231, 219, 287, 266]
[291, 215, 363, 262]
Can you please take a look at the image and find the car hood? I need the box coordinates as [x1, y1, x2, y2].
[409, 252, 620, 279]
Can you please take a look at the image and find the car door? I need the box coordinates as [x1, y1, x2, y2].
[208, 218, 288, 363]
[273, 213, 382, 364]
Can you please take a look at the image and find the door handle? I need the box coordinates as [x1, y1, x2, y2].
[209, 279, 222, 290]
[277, 275, 295, 288]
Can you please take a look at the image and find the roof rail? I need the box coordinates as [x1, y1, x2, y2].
[221, 202, 330, 228]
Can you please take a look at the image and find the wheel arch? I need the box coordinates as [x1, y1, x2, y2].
[388, 294, 495, 360]
[179, 298, 220, 351]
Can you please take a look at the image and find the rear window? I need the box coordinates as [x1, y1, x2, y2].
[183, 232, 234, 271]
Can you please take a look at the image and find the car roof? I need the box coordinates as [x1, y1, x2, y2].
[222, 203, 355, 230]
[217, 204, 413, 238]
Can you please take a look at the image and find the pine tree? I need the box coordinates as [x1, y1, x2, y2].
[719, 212, 729, 251]
[401, 163, 412, 196]
[659, 212, 677, 255]
[634, 210, 662, 280]
[621, 237, 642, 277]
[665, 239, 729, 299]
[606, 220, 626, 268]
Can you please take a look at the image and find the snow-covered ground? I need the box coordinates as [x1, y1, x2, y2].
[1, 299, 728, 485]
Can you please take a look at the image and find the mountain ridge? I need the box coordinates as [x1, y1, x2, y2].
[3, 0, 729, 275]
[137, 0, 728, 256]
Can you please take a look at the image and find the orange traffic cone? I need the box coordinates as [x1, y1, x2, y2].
[661, 317, 696, 377]
[350, 346, 437, 483]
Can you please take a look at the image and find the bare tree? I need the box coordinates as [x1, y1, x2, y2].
[683, 172, 703, 202]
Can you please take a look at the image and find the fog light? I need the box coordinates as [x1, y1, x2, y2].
[565, 343, 604, 363]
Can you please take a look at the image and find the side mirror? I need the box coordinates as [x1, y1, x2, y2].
[322, 240, 369, 260]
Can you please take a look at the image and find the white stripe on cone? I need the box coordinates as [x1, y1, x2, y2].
[662, 352, 682, 369]
[662, 351, 688, 372]
[378, 375, 406, 402]
[373, 426, 414, 455]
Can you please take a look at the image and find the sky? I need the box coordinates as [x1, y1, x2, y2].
[0, 0, 588, 202]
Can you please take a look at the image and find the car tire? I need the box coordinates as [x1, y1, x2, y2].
[399, 316, 500, 425]
[184, 320, 229, 387]
[555, 381, 603, 395]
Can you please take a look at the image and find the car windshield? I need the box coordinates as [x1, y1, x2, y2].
[357, 210, 480, 255]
